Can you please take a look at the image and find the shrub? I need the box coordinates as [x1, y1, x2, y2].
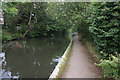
[2, 30, 13, 41]
[88, 2, 120, 57]
[96, 55, 120, 79]
[12, 33, 22, 39]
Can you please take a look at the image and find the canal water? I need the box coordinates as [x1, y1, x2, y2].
[1, 37, 69, 78]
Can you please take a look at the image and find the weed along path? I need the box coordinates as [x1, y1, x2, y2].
[61, 34, 101, 78]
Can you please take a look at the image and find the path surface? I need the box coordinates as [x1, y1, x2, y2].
[61, 34, 101, 78]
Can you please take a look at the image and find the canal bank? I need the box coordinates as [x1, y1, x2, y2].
[49, 39, 73, 79]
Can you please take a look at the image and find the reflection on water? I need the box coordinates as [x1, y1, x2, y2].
[2, 37, 69, 78]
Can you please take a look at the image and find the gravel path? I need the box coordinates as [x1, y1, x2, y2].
[61, 34, 101, 78]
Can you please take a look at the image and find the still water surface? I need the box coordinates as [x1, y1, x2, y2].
[2, 37, 69, 78]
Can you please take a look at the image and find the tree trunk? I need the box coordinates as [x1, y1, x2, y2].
[22, 28, 33, 39]
[22, 3, 38, 39]
[22, 11, 32, 39]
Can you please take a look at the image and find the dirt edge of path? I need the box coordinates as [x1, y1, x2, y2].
[61, 34, 104, 78]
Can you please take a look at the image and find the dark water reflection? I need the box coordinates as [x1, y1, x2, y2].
[2, 37, 69, 78]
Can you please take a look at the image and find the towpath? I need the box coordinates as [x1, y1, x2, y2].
[61, 34, 102, 78]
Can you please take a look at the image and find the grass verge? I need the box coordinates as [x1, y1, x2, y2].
[49, 39, 73, 80]
[56, 40, 73, 78]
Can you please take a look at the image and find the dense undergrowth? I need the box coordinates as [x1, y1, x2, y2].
[2, 2, 76, 41]
[78, 2, 120, 79]
[2, 30, 23, 41]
